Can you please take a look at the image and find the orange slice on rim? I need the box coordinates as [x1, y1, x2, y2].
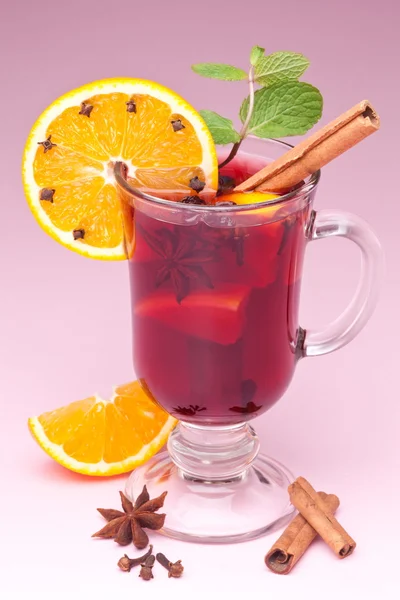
[22, 78, 218, 260]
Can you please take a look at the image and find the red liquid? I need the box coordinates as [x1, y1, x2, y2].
[129, 157, 310, 425]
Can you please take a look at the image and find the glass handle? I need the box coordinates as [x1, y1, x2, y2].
[302, 209, 384, 357]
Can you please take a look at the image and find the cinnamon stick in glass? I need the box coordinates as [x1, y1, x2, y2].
[288, 477, 356, 558]
[265, 492, 339, 575]
[235, 100, 380, 193]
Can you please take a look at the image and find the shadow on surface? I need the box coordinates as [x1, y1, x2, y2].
[34, 458, 129, 484]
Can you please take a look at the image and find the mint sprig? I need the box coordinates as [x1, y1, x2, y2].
[240, 82, 323, 138]
[250, 46, 265, 67]
[191, 63, 247, 81]
[254, 51, 310, 86]
[199, 111, 241, 144]
[192, 48, 323, 167]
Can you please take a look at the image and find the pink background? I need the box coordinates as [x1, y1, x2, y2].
[1, 0, 398, 597]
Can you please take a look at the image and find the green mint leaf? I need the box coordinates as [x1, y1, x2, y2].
[240, 81, 323, 138]
[192, 63, 247, 81]
[199, 110, 241, 144]
[254, 52, 310, 86]
[250, 45, 265, 66]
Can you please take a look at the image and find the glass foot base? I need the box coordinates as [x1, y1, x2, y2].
[125, 451, 295, 544]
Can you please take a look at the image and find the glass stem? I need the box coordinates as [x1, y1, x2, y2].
[167, 421, 260, 483]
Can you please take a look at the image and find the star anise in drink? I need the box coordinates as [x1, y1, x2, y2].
[229, 379, 262, 414]
[92, 486, 167, 549]
[137, 224, 216, 303]
[172, 404, 206, 417]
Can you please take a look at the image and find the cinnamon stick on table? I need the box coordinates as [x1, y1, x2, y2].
[288, 477, 356, 558]
[235, 100, 380, 193]
[265, 492, 340, 575]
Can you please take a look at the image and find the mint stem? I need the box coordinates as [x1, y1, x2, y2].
[218, 66, 255, 169]
[239, 66, 255, 138]
[218, 142, 240, 169]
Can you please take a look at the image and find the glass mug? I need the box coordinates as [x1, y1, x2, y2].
[115, 137, 383, 543]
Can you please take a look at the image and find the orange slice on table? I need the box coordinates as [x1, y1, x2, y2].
[22, 78, 218, 260]
[28, 380, 177, 476]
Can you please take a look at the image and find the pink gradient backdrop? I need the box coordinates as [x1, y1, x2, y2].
[1, 0, 398, 597]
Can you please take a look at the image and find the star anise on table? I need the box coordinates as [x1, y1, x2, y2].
[92, 486, 167, 549]
[137, 224, 217, 303]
